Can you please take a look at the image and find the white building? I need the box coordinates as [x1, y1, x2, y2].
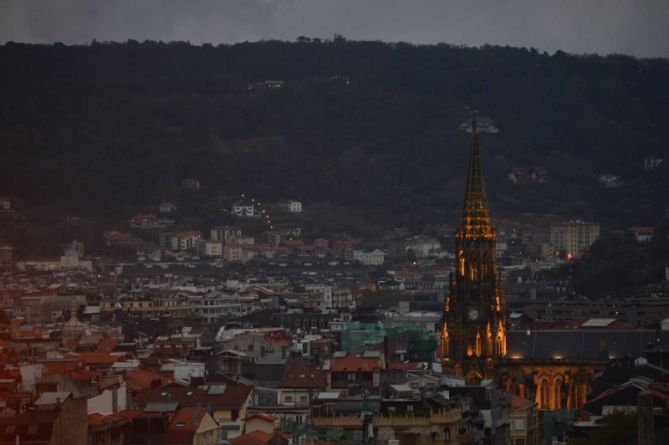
[224, 245, 243, 263]
[159, 202, 177, 213]
[87, 382, 128, 415]
[59, 250, 93, 272]
[232, 203, 256, 217]
[643, 155, 664, 172]
[165, 362, 206, 384]
[192, 293, 244, 322]
[405, 236, 442, 258]
[18, 252, 93, 272]
[211, 226, 241, 243]
[203, 241, 223, 257]
[177, 231, 203, 251]
[332, 288, 355, 310]
[598, 174, 622, 188]
[304, 285, 333, 311]
[288, 200, 302, 213]
[233, 236, 255, 246]
[628, 227, 655, 243]
[352, 249, 385, 266]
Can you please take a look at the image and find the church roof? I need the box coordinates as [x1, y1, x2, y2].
[507, 329, 668, 361]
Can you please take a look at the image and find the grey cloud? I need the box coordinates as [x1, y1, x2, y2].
[0, 0, 667, 57]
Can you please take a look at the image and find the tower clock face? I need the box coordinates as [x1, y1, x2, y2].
[467, 308, 479, 321]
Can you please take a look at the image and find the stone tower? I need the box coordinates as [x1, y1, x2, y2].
[442, 119, 508, 380]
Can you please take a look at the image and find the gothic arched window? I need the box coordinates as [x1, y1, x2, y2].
[539, 378, 550, 410]
[554, 379, 563, 409]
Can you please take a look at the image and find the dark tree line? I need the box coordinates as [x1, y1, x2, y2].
[0, 39, 668, 233]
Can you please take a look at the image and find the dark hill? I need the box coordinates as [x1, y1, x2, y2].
[0, 39, 668, 231]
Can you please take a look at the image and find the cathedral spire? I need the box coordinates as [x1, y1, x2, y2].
[444, 115, 506, 376]
[463, 119, 489, 219]
[460, 119, 493, 237]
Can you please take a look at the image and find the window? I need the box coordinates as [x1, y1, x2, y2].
[4, 426, 15, 434]
[27, 425, 39, 435]
[554, 379, 562, 409]
[285, 395, 293, 403]
[513, 419, 525, 431]
[539, 379, 550, 410]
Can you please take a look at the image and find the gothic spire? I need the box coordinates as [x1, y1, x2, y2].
[460, 119, 493, 235]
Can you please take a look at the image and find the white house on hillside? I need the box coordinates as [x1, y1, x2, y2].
[352, 249, 385, 266]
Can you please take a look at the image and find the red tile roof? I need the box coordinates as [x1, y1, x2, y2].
[331, 353, 382, 372]
[231, 431, 273, 445]
[168, 408, 206, 432]
[0, 368, 20, 381]
[65, 352, 120, 365]
[132, 384, 253, 411]
[246, 413, 276, 423]
[126, 369, 172, 392]
[278, 360, 327, 390]
[96, 339, 119, 353]
[41, 360, 81, 375]
[388, 362, 419, 371]
[88, 412, 130, 428]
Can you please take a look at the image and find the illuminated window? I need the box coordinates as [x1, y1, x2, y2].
[554, 379, 563, 409]
[539, 379, 550, 409]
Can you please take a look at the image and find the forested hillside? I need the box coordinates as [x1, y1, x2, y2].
[1, 38, 668, 230]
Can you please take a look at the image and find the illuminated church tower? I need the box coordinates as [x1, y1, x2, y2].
[442, 119, 507, 380]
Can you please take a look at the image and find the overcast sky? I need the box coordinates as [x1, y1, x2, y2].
[1, 0, 668, 58]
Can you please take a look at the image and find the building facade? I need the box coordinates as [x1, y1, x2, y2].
[549, 221, 600, 259]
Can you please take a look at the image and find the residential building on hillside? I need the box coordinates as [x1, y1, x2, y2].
[405, 236, 442, 258]
[232, 202, 257, 217]
[598, 173, 622, 188]
[644, 155, 664, 172]
[159, 202, 177, 213]
[550, 221, 600, 258]
[352, 249, 385, 266]
[278, 200, 302, 213]
[628, 226, 655, 243]
[203, 241, 223, 257]
[211, 226, 242, 243]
